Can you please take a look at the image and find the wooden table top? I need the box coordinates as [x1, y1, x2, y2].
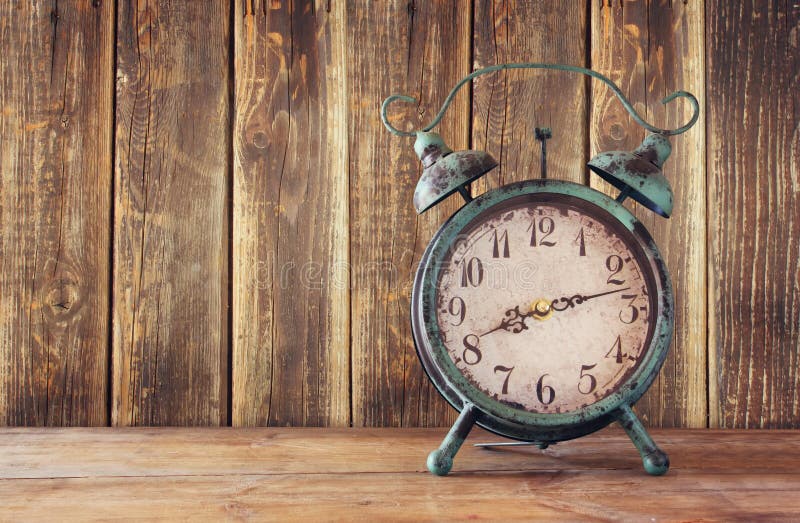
[1, 427, 798, 521]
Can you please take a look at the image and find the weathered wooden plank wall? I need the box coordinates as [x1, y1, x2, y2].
[113, 1, 230, 425]
[0, 1, 113, 425]
[0, 0, 797, 428]
[706, 0, 800, 428]
[232, 0, 349, 427]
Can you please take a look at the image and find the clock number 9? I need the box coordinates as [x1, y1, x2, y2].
[536, 374, 555, 405]
[447, 297, 466, 326]
[462, 334, 482, 365]
[605, 254, 626, 285]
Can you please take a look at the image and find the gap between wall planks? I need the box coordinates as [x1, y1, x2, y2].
[590, 0, 707, 428]
[706, 0, 800, 429]
[0, 1, 113, 425]
[2, 0, 799, 429]
[112, 1, 230, 426]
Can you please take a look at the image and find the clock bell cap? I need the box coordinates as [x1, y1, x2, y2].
[587, 133, 674, 218]
[412, 132, 498, 214]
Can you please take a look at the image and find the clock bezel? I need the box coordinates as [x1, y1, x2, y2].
[411, 179, 674, 443]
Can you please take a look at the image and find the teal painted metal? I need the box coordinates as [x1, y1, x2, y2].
[616, 404, 670, 475]
[411, 180, 674, 473]
[427, 403, 477, 476]
[412, 132, 497, 214]
[381, 62, 699, 138]
[588, 134, 674, 218]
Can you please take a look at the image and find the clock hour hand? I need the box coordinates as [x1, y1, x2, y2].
[480, 304, 550, 337]
[550, 286, 631, 312]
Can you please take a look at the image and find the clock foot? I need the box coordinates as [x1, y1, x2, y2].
[427, 403, 477, 476]
[615, 404, 670, 476]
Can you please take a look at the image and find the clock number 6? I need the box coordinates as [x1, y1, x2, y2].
[578, 364, 598, 394]
[462, 334, 482, 365]
[536, 374, 555, 405]
[493, 365, 515, 394]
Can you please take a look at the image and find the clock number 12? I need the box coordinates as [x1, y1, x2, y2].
[528, 217, 556, 247]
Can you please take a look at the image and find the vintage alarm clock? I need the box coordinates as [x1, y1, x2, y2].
[381, 63, 699, 476]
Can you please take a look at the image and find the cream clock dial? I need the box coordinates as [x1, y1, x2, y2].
[435, 196, 657, 414]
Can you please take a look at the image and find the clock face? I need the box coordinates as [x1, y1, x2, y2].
[434, 193, 657, 414]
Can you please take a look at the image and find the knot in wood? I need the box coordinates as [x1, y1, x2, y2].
[42, 276, 82, 324]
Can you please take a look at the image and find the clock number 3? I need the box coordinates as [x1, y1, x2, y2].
[619, 294, 639, 324]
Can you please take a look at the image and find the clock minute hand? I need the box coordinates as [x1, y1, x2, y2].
[550, 286, 631, 312]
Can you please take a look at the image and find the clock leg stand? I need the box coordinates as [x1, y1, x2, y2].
[615, 404, 669, 476]
[427, 403, 477, 476]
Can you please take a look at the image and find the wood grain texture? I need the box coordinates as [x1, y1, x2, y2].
[3, 427, 800, 477]
[1, 428, 799, 520]
[232, 0, 349, 427]
[0, 2, 113, 425]
[471, 0, 588, 192]
[590, 0, 707, 428]
[707, 1, 800, 428]
[2, 2, 799, 430]
[349, 1, 471, 427]
[112, 1, 230, 426]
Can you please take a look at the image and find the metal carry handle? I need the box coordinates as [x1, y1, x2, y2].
[381, 62, 699, 137]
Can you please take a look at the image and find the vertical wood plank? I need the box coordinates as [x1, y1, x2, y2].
[707, 1, 800, 428]
[349, 1, 471, 427]
[232, 0, 350, 427]
[590, 0, 706, 427]
[472, 0, 588, 191]
[113, 1, 230, 426]
[0, 2, 113, 425]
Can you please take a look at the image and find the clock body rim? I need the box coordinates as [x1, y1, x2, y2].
[410, 179, 674, 443]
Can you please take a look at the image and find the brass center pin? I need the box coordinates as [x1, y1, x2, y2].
[531, 299, 553, 321]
